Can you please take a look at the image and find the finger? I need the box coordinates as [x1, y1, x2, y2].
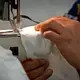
[35, 17, 57, 31]
[43, 30, 60, 42]
[35, 18, 64, 34]
[33, 69, 53, 80]
[35, 16, 65, 31]
[35, 18, 51, 31]
[27, 61, 49, 80]
[35, 23, 42, 31]
[52, 16, 74, 27]
[22, 59, 48, 71]
[41, 19, 64, 34]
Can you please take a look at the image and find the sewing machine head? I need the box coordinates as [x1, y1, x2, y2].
[0, 0, 20, 21]
[0, 0, 20, 32]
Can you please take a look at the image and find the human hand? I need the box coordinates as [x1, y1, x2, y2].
[22, 59, 53, 80]
[35, 16, 80, 69]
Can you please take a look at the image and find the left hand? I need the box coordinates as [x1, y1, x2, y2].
[21, 59, 53, 80]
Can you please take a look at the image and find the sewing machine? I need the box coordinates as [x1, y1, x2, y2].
[0, 0, 40, 60]
[0, 0, 26, 60]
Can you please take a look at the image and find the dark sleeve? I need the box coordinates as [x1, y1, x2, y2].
[64, 1, 78, 20]
[68, 1, 77, 17]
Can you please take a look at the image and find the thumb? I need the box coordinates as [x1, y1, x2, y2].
[43, 30, 60, 42]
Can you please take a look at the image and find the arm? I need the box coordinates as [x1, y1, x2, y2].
[64, 1, 77, 19]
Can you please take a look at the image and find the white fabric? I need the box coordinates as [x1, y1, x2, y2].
[0, 46, 29, 80]
[20, 26, 80, 80]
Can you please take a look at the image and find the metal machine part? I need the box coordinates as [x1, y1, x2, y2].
[0, 0, 20, 21]
[0, 0, 21, 21]
[0, 0, 21, 33]
[0, 0, 39, 33]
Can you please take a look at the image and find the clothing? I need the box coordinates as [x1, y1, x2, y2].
[64, 0, 80, 21]
[0, 46, 29, 80]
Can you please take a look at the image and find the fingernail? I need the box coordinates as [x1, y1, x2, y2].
[34, 25, 40, 31]
[43, 69, 53, 78]
[43, 32, 51, 39]
[45, 69, 53, 76]
[47, 69, 53, 73]
[39, 59, 47, 64]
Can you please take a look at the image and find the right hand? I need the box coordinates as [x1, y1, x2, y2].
[35, 16, 80, 69]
